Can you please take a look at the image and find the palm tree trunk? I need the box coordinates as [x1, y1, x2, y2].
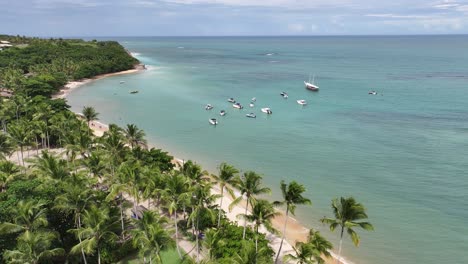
[120, 201, 125, 238]
[336, 227, 344, 264]
[217, 186, 224, 228]
[78, 215, 88, 264]
[275, 207, 289, 263]
[20, 145, 24, 167]
[242, 197, 249, 240]
[174, 211, 182, 259]
[98, 247, 101, 264]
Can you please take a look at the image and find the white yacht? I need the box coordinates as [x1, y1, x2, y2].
[233, 102, 243, 109]
[297, 99, 307, 105]
[205, 104, 214, 110]
[220, 110, 226, 116]
[209, 118, 218, 125]
[246, 113, 256, 118]
[304, 74, 319, 91]
[249, 103, 255, 108]
[261, 108, 272, 114]
[228, 98, 236, 103]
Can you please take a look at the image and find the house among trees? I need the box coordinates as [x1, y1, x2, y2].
[0, 40, 13, 50]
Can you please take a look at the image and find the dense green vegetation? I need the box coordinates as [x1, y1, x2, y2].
[0, 36, 373, 264]
[0, 35, 138, 97]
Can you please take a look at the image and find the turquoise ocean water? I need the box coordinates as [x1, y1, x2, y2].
[67, 36, 468, 264]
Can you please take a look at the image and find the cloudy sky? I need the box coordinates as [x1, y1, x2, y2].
[1, 0, 468, 36]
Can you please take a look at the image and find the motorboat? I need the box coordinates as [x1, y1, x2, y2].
[205, 104, 214, 110]
[249, 103, 255, 107]
[246, 113, 256, 118]
[228, 98, 236, 103]
[220, 110, 226, 116]
[129, 90, 139, 94]
[368, 91, 377, 95]
[280, 92, 288, 99]
[251, 97, 256, 102]
[209, 118, 218, 125]
[261, 108, 272, 114]
[297, 99, 307, 105]
[304, 74, 319, 91]
[233, 102, 243, 109]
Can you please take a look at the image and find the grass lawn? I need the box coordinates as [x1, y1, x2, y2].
[118, 248, 184, 264]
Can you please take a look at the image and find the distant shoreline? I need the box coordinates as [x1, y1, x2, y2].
[52, 64, 146, 100]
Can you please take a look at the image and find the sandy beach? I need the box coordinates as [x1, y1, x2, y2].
[52, 66, 145, 100]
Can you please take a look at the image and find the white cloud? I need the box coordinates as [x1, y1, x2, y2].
[161, 0, 352, 8]
[366, 13, 430, 19]
[288, 23, 305, 33]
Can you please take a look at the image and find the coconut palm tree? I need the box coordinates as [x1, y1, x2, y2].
[123, 124, 147, 149]
[130, 210, 174, 264]
[274, 180, 312, 263]
[320, 197, 374, 264]
[7, 121, 32, 166]
[99, 126, 127, 178]
[54, 182, 94, 264]
[0, 132, 15, 160]
[188, 183, 218, 263]
[161, 172, 191, 259]
[0, 160, 20, 192]
[3, 230, 65, 264]
[229, 171, 271, 240]
[0, 200, 48, 234]
[70, 205, 120, 264]
[283, 242, 315, 264]
[232, 240, 272, 264]
[30, 150, 69, 180]
[83, 152, 106, 179]
[240, 199, 279, 253]
[211, 162, 239, 228]
[307, 229, 333, 264]
[82, 106, 99, 133]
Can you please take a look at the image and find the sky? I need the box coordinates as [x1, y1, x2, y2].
[1, 0, 468, 36]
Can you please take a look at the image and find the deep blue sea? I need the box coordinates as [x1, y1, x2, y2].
[67, 36, 468, 264]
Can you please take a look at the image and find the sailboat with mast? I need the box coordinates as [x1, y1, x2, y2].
[304, 74, 319, 91]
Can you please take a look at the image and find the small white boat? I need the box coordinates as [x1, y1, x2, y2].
[297, 99, 307, 105]
[205, 104, 214, 110]
[261, 108, 272, 114]
[130, 90, 139, 94]
[368, 91, 377, 95]
[249, 103, 255, 108]
[305, 74, 319, 91]
[233, 103, 243, 109]
[228, 98, 236, 103]
[209, 118, 218, 125]
[120, 81, 125, 84]
[246, 113, 256, 118]
[251, 97, 256, 102]
[280, 92, 288, 99]
[220, 110, 226, 116]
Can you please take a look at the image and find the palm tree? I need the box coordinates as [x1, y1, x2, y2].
[274, 180, 312, 263]
[232, 240, 272, 264]
[84, 152, 106, 179]
[283, 242, 315, 264]
[212, 162, 239, 228]
[0, 160, 20, 192]
[124, 124, 147, 149]
[0, 200, 48, 234]
[7, 121, 32, 166]
[161, 172, 191, 259]
[307, 229, 333, 264]
[82, 106, 99, 133]
[3, 231, 64, 264]
[0, 132, 15, 160]
[188, 183, 218, 263]
[99, 126, 127, 178]
[240, 199, 279, 253]
[70, 205, 120, 264]
[30, 150, 69, 180]
[320, 197, 374, 264]
[229, 171, 271, 240]
[130, 210, 174, 264]
[54, 182, 94, 264]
